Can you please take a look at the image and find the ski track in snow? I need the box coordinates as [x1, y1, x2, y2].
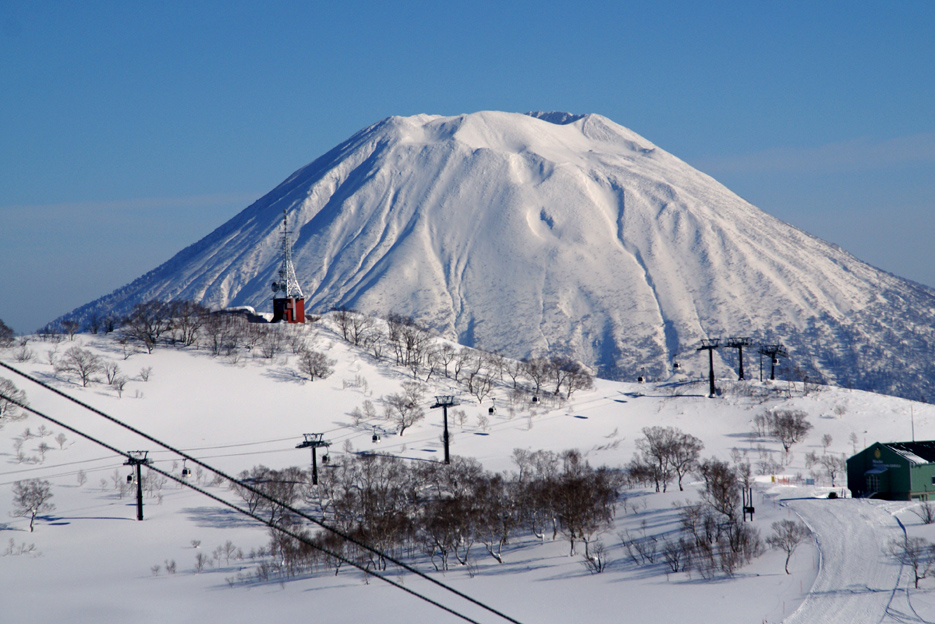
[784, 499, 911, 624]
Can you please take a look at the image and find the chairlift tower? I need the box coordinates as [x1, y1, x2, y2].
[697, 338, 722, 398]
[431, 395, 460, 465]
[271, 210, 306, 323]
[724, 337, 754, 380]
[124, 451, 152, 521]
[742, 484, 755, 522]
[758, 344, 788, 381]
[296, 433, 331, 485]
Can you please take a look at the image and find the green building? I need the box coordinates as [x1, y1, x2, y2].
[847, 441, 935, 500]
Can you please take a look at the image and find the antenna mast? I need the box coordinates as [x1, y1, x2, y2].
[273, 210, 304, 299]
[271, 210, 306, 323]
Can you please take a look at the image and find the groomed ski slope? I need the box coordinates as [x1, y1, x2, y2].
[785, 499, 905, 623]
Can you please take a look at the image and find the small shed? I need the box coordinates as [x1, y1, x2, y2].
[847, 441, 935, 500]
[272, 297, 305, 324]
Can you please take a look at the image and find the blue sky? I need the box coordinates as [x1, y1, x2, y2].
[1, 1, 933, 334]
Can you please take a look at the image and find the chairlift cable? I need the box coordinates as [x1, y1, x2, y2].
[0, 453, 120, 477]
[0, 362, 524, 624]
[0, 393, 486, 624]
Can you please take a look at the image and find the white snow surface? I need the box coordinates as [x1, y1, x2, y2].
[58, 111, 935, 401]
[4, 322, 935, 623]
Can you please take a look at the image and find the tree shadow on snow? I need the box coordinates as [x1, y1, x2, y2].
[262, 366, 307, 384]
[184, 506, 260, 529]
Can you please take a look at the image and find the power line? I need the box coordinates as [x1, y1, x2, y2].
[0, 361, 523, 624]
[0, 393, 485, 624]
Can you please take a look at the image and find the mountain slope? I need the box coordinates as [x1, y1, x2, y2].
[59, 111, 935, 399]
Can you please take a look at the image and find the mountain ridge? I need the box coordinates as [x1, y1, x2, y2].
[56, 111, 935, 401]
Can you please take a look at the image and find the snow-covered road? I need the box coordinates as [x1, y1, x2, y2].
[783, 499, 910, 624]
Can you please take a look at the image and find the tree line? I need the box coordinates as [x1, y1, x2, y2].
[30, 302, 593, 409]
[231, 448, 619, 580]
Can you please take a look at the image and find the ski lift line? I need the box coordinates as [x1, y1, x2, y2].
[164, 447, 298, 461]
[0, 463, 126, 486]
[0, 395, 486, 624]
[148, 436, 301, 453]
[0, 454, 121, 476]
[0, 364, 524, 624]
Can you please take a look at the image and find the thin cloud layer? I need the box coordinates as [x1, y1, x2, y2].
[696, 132, 935, 175]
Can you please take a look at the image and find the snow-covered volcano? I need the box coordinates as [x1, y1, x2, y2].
[60, 111, 935, 399]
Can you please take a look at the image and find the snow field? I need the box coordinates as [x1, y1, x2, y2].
[2, 320, 935, 623]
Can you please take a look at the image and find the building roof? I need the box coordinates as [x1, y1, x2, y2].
[882, 441, 935, 465]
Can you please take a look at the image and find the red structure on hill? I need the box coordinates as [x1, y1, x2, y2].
[271, 210, 305, 323]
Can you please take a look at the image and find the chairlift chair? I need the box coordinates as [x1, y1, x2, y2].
[181, 460, 191, 479]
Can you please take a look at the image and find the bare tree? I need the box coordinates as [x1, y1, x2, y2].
[56, 346, 104, 387]
[13, 342, 32, 362]
[669, 430, 704, 491]
[61, 320, 80, 340]
[0, 317, 14, 348]
[104, 361, 121, 385]
[421, 345, 444, 383]
[470, 373, 494, 403]
[202, 313, 245, 357]
[816, 453, 846, 486]
[348, 313, 375, 347]
[259, 326, 286, 359]
[332, 308, 354, 341]
[296, 347, 335, 381]
[697, 457, 740, 523]
[122, 300, 173, 353]
[552, 450, 617, 557]
[764, 409, 813, 452]
[632, 426, 677, 492]
[522, 357, 552, 398]
[913, 502, 935, 525]
[563, 364, 594, 399]
[382, 381, 425, 436]
[0, 377, 28, 424]
[111, 376, 128, 398]
[11, 479, 55, 532]
[169, 300, 209, 346]
[767, 519, 810, 574]
[887, 536, 935, 588]
[437, 343, 458, 378]
[503, 358, 525, 389]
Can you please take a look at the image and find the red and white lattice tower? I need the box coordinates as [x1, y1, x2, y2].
[271, 210, 306, 323]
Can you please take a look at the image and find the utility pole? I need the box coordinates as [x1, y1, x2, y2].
[430, 395, 460, 465]
[725, 337, 754, 380]
[697, 338, 721, 397]
[124, 451, 152, 521]
[296, 433, 331, 485]
[758, 344, 788, 381]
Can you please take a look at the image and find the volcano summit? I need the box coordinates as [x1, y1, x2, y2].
[61, 111, 935, 399]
